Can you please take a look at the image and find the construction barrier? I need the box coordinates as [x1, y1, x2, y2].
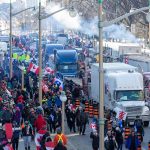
[124, 127, 131, 140]
[85, 101, 89, 113]
[137, 132, 142, 150]
[93, 107, 99, 118]
[93, 101, 99, 118]
[148, 141, 150, 150]
[75, 99, 80, 108]
[89, 105, 93, 118]
[107, 120, 112, 131]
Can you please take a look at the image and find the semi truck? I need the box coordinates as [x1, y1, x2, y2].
[123, 54, 150, 72]
[91, 63, 150, 126]
[54, 49, 78, 77]
[103, 41, 141, 60]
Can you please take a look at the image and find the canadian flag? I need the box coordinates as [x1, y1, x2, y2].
[90, 122, 97, 130]
[44, 67, 54, 75]
[42, 81, 49, 93]
[116, 110, 127, 120]
[45, 141, 54, 150]
[28, 63, 39, 75]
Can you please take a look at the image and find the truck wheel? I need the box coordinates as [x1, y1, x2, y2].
[144, 121, 149, 127]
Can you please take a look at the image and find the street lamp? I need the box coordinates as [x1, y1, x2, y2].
[59, 91, 67, 133]
[98, 3, 150, 150]
[38, 1, 77, 106]
[9, 0, 35, 79]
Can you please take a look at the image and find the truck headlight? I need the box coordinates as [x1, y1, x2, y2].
[142, 106, 150, 115]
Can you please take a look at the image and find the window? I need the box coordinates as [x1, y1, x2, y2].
[116, 90, 143, 101]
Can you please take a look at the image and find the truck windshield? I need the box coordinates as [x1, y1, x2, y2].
[58, 64, 77, 73]
[116, 90, 143, 101]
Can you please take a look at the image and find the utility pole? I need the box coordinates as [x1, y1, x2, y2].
[148, 0, 150, 48]
[38, 0, 42, 106]
[98, 0, 104, 150]
[10, 0, 13, 79]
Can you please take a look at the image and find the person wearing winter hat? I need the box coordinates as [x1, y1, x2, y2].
[53, 128, 67, 147]
[22, 120, 33, 150]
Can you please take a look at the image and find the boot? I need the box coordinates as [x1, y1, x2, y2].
[28, 146, 30, 150]
[25, 147, 27, 150]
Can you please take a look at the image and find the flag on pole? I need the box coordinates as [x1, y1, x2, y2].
[42, 81, 49, 93]
[28, 63, 39, 75]
[54, 78, 63, 90]
[44, 67, 54, 75]
[116, 110, 127, 120]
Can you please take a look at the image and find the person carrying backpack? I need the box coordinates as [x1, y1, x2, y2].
[104, 131, 117, 150]
[53, 129, 67, 147]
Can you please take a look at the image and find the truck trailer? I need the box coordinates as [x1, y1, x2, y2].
[91, 63, 150, 126]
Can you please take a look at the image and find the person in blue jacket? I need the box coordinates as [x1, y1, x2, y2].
[125, 129, 140, 150]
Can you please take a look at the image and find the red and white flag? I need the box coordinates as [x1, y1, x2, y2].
[42, 81, 49, 93]
[45, 141, 54, 150]
[90, 122, 97, 130]
[117, 110, 127, 120]
[28, 63, 39, 75]
[44, 67, 54, 75]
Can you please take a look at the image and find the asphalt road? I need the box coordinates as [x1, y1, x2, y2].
[18, 120, 150, 150]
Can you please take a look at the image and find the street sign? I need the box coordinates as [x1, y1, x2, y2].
[98, 0, 103, 4]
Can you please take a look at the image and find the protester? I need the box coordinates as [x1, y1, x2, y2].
[34, 114, 46, 131]
[53, 129, 67, 147]
[104, 131, 117, 150]
[90, 130, 99, 150]
[125, 129, 140, 150]
[54, 142, 67, 150]
[22, 120, 33, 150]
[12, 121, 21, 150]
[115, 127, 123, 150]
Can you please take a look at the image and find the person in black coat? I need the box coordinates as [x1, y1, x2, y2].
[115, 127, 123, 150]
[90, 131, 99, 150]
[68, 109, 76, 133]
[54, 142, 67, 150]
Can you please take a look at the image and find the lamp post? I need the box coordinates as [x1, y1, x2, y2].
[9, 4, 35, 79]
[59, 91, 67, 133]
[98, 0, 104, 150]
[18, 66, 25, 90]
[98, 4, 150, 150]
[38, 5, 76, 106]
[10, 0, 12, 79]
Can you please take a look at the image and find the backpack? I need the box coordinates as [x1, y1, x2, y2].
[108, 138, 115, 149]
[136, 120, 142, 128]
[2, 110, 12, 122]
[105, 137, 116, 150]
[13, 128, 20, 139]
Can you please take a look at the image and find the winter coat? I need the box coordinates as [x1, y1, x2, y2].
[125, 135, 140, 150]
[90, 133, 99, 149]
[34, 114, 46, 131]
[54, 143, 67, 150]
[53, 134, 67, 147]
[22, 124, 33, 136]
[13, 110, 21, 124]
[115, 130, 123, 144]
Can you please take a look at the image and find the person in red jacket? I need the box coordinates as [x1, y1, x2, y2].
[34, 114, 46, 131]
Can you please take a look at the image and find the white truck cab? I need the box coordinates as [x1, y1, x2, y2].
[91, 63, 150, 126]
